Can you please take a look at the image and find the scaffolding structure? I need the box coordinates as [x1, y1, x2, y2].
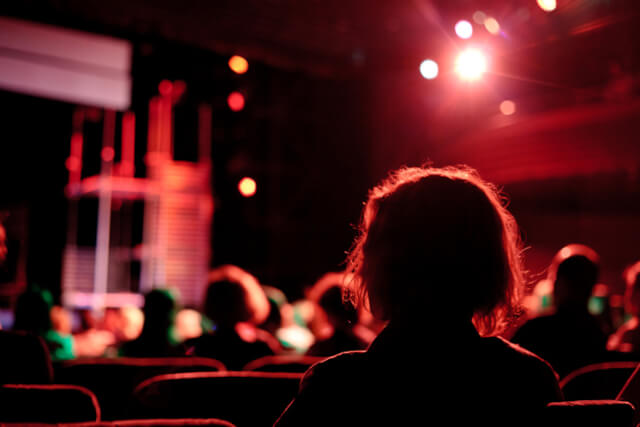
[62, 89, 213, 309]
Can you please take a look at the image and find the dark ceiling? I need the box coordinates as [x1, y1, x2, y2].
[2, 0, 639, 81]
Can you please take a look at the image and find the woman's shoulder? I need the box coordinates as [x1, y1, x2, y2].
[487, 336, 558, 372]
[301, 350, 368, 386]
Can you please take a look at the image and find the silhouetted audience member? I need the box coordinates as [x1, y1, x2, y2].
[306, 272, 371, 357]
[184, 265, 278, 369]
[0, 329, 53, 384]
[607, 261, 640, 353]
[512, 244, 608, 377]
[13, 286, 75, 361]
[275, 166, 562, 427]
[119, 288, 181, 357]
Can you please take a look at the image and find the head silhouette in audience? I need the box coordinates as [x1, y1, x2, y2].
[607, 260, 640, 353]
[13, 286, 75, 361]
[550, 244, 600, 311]
[275, 166, 562, 426]
[183, 265, 278, 369]
[512, 244, 608, 376]
[305, 272, 371, 357]
[119, 288, 181, 357]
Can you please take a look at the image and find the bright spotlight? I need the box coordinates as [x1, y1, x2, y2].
[455, 48, 487, 81]
[238, 177, 257, 197]
[537, 0, 557, 12]
[455, 20, 473, 39]
[419, 59, 439, 80]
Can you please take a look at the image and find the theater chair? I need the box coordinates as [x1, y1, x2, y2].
[131, 371, 303, 427]
[111, 419, 237, 426]
[0, 419, 237, 427]
[55, 357, 226, 420]
[242, 354, 324, 372]
[560, 361, 639, 401]
[0, 383, 100, 423]
[545, 400, 635, 427]
[0, 330, 54, 384]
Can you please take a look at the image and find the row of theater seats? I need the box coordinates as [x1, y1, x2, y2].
[3, 330, 640, 426]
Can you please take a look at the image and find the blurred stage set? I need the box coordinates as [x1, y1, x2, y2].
[0, 0, 640, 312]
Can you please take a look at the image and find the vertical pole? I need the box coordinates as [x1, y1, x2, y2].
[121, 112, 135, 177]
[63, 108, 85, 305]
[93, 109, 116, 311]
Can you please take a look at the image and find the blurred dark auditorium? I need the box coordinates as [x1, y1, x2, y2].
[1, 0, 640, 425]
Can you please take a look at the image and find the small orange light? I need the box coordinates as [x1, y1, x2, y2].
[227, 92, 245, 112]
[229, 55, 249, 74]
[238, 177, 257, 197]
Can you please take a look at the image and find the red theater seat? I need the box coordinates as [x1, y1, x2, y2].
[242, 355, 324, 372]
[0, 418, 236, 427]
[560, 361, 639, 401]
[545, 400, 635, 427]
[131, 371, 303, 427]
[55, 357, 226, 420]
[0, 384, 100, 423]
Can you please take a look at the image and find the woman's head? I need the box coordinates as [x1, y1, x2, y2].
[346, 166, 526, 336]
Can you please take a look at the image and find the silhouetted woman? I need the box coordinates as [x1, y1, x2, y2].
[275, 166, 562, 426]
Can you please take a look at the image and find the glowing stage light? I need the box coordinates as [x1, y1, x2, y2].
[537, 0, 556, 12]
[455, 20, 473, 39]
[455, 48, 487, 81]
[484, 17, 500, 35]
[238, 177, 257, 197]
[419, 59, 439, 80]
[499, 100, 516, 115]
[227, 92, 245, 112]
[229, 55, 249, 74]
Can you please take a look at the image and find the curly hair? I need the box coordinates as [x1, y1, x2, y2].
[345, 165, 526, 337]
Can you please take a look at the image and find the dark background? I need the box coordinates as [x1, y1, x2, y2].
[1, 0, 640, 302]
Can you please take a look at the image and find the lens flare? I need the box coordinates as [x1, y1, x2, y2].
[499, 100, 516, 115]
[455, 20, 473, 39]
[419, 59, 439, 80]
[455, 48, 487, 81]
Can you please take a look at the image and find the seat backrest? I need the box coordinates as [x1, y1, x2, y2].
[545, 400, 636, 427]
[0, 330, 53, 384]
[112, 418, 237, 426]
[242, 355, 324, 372]
[55, 357, 226, 420]
[132, 371, 303, 427]
[0, 419, 235, 427]
[560, 362, 639, 401]
[0, 384, 100, 423]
